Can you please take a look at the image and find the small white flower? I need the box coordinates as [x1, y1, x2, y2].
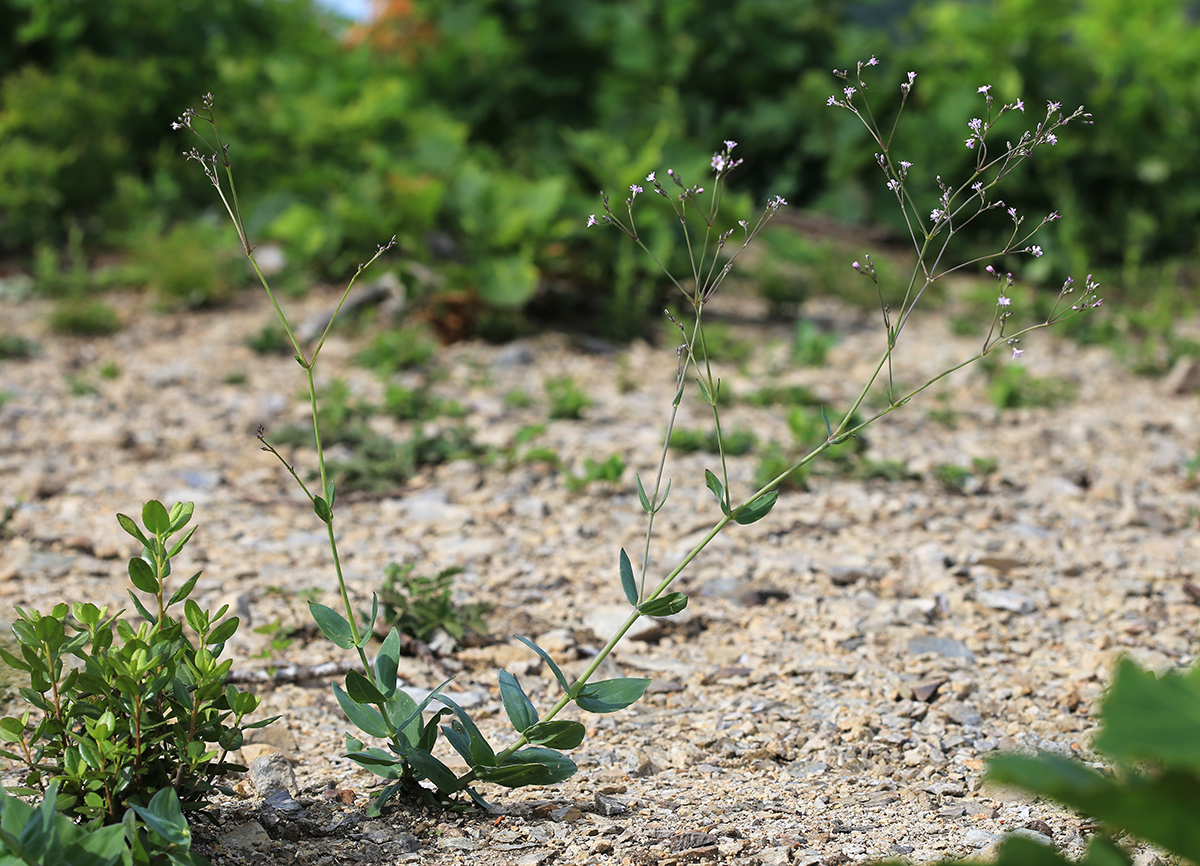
[646, 172, 656, 183]
[586, 215, 598, 228]
[724, 140, 738, 151]
[1012, 348, 1024, 360]
[1030, 245, 1043, 257]
[998, 295, 1012, 307]
[630, 184, 643, 196]
[978, 84, 992, 94]
[930, 208, 943, 223]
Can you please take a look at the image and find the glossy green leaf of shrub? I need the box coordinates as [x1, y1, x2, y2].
[0, 502, 269, 826]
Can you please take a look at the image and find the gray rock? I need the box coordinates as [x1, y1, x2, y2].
[1008, 827, 1054, 846]
[759, 846, 791, 865]
[826, 559, 879, 586]
[963, 829, 1001, 849]
[908, 636, 975, 663]
[219, 821, 272, 850]
[594, 793, 629, 816]
[248, 753, 298, 798]
[942, 701, 983, 727]
[977, 589, 1037, 614]
[493, 342, 536, 366]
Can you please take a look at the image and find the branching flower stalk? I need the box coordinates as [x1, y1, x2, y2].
[174, 98, 396, 684]
[173, 63, 1103, 813]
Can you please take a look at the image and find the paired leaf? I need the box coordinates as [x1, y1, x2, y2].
[514, 635, 572, 696]
[438, 694, 495, 768]
[498, 670, 538, 732]
[332, 683, 389, 738]
[127, 558, 158, 595]
[524, 720, 586, 750]
[575, 677, 651, 713]
[374, 628, 401, 699]
[733, 490, 778, 525]
[406, 749, 461, 794]
[619, 548, 638, 606]
[704, 469, 728, 515]
[309, 602, 356, 649]
[346, 669, 387, 706]
[637, 592, 688, 617]
[116, 513, 150, 548]
[313, 496, 332, 525]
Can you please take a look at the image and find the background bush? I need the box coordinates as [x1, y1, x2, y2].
[3, 0, 1199, 337]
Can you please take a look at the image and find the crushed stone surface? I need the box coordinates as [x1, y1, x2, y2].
[1, 284, 1198, 865]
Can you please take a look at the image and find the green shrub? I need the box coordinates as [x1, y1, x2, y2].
[357, 326, 438, 373]
[48, 301, 122, 337]
[127, 220, 242, 309]
[0, 501, 270, 824]
[545, 376, 591, 420]
[0, 335, 38, 360]
[379, 564, 488, 644]
[986, 364, 1076, 410]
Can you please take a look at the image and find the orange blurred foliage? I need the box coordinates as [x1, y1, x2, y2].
[344, 0, 436, 58]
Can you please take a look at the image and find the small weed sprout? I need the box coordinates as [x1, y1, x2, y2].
[169, 61, 1103, 815]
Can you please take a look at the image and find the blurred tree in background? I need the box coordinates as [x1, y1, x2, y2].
[1, 0, 1197, 336]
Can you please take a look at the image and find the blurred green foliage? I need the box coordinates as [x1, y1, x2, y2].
[5, 0, 1200, 339]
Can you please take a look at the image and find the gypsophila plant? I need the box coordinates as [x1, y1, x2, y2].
[0, 501, 271, 827]
[170, 61, 1102, 814]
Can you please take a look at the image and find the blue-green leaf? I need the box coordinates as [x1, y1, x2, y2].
[704, 469, 730, 516]
[498, 670, 538, 732]
[130, 787, 190, 848]
[356, 595, 379, 648]
[309, 602, 355, 649]
[346, 669, 387, 706]
[575, 678, 651, 713]
[637, 592, 688, 617]
[313, 496, 332, 525]
[619, 548, 638, 606]
[347, 748, 406, 779]
[733, 490, 778, 525]
[524, 720, 586, 749]
[407, 750, 461, 794]
[503, 747, 577, 784]
[374, 628, 402, 699]
[514, 635, 572, 696]
[635, 474, 652, 513]
[438, 694, 495, 767]
[333, 683, 390, 738]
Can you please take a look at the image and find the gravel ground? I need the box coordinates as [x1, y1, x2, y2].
[1, 282, 1198, 866]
